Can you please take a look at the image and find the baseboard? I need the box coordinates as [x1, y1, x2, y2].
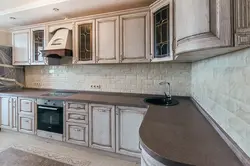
[191, 98, 250, 166]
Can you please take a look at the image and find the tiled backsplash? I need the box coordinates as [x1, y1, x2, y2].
[192, 48, 250, 157]
[25, 63, 191, 96]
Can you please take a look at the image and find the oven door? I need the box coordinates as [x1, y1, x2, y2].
[37, 105, 63, 134]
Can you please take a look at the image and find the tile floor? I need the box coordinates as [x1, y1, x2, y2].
[0, 130, 140, 166]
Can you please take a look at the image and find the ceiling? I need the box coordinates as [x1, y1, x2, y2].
[0, 0, 155, 29]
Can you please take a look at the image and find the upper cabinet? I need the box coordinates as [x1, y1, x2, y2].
[12, 26, 46, 66]
[150, 0, 174, 62]
[12, 30, 30, 65]
[175, 0, 233, 55]
[74, 20, 96, 64]
[235, 0, 250, 46]
[30, 27, 45, 65]
[120, 12, 150, 63]
[96, 16, 119, 63]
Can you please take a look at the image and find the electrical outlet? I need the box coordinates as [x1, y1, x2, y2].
[90, 84, 101, 89]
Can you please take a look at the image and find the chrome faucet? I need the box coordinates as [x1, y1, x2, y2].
[159, 81, 172, 102]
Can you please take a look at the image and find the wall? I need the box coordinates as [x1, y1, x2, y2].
[192, 48, 250, 157]
[0, 30, 11, 46]
[25, 63, 191, 96]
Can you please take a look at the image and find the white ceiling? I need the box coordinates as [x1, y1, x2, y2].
[0, 0, 155, 29]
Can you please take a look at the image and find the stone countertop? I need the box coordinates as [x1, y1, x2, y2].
[0, 89, 243, 166]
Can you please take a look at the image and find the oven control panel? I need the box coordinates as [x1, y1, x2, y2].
[37, 99, 63, 107]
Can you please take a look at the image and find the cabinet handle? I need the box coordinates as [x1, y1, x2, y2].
[74, 129, 81, 132]
[98, 109, 107, 113]
[25, 120, 29, 123]
[77, 117, 84, 120]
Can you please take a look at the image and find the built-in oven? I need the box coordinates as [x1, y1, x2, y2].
[37, 99, 63, 134]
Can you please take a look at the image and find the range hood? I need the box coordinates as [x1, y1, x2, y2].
[42, 28, 72, 58]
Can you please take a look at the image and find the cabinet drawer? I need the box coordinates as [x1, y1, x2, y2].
[66, 122, 88, 146]
[66, 102, 88, 113]
[18, 98, 35, 115]
[66, 112, 88, 124]
[18, 115, 34, 134]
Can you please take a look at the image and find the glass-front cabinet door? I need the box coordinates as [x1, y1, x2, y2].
[150, 0, 174, 62]
[30, 27, 46, 65]
[74, 20, 95, 64]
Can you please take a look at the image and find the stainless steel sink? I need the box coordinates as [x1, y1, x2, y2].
[144, 97, 179, 106]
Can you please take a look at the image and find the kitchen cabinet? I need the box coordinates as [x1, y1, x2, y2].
[12, 30, 30, 65]
[0, 97, 18, 131]
[175, 0, 233, 55]
[120, 12, 150, 63]
[66, 122, 88, 146]
[74, 20, 96, 64]
[116, 106, 146, 157]
[89, 104, 115, 152]
[234, 0, 250, 46]
[96, 17, 119, 63]
[18, 98, 35, 116]
[150, 0, 174, 62]
[18, 115, 35, 134]
[30, 27, 46, 65]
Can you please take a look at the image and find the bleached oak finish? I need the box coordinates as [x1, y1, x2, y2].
[74, 20, 96, 64]
[175, 0, 233, 55]
[120, 12, 150, 63]
[150, 0, 174, 62]
[30, 26, 46, 65]
[66, 122, 88, 146]
[116, 106, 146, 158]
[12, 29, 30, 65]
[0, 97, 11, 129]
[18, 98, 35, 116]
[65, 102, 88, 113]
[89, 104, 115, 152]
[96, 16, 119, 63]
[18, 115, 35, 134]
[235, 0, 250, 46]
[66, 111, 88, 124]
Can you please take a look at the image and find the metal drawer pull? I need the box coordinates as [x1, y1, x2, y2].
[77, 117, 85, 120]
[25, 120, 29, 123]
[74, 129, 81, 132]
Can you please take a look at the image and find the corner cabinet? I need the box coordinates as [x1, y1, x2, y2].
[12, 27, 46, 66]
[150, 0, 174, 62]
[116, 106, 146, 158]
[74, 20, 96, 64]
[120, 12, 150, 63]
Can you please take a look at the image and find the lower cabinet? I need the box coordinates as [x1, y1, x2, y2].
[66, 122, 88, 146]
[89, 104, 116, 152]
[0, 97, 18, 131]
[116, 106, 146, 157]
[18, 114, 35, 134]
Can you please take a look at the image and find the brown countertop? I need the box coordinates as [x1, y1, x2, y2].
[0, 89, 243, 166]
[140, 98, 243, 166]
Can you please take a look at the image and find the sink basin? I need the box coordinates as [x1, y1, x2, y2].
[144, 97, 179, 106]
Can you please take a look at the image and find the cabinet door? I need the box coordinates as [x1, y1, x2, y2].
[116, 106, 146, 157]
[89, 104, 115, 152]
[120, 12, 150, 63]
[74, 20, 96, 64]
[18, 115, 34, 134]
[0, 97, 11, 129]
[175, 0, 233, 54]
[30, 27, 46, 65]
[18, 98, 35, 116]
[12, 30, 30, 65]
[150, 0, 174, 62]
[10, 97, 18, 131]
[235, 0, 250, 46]
[66, 122, 88, 146]
[96, 17, 119, 63]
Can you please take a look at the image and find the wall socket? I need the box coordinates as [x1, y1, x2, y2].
[90, 84, 101, 89]
[33, 82, 42, 87]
